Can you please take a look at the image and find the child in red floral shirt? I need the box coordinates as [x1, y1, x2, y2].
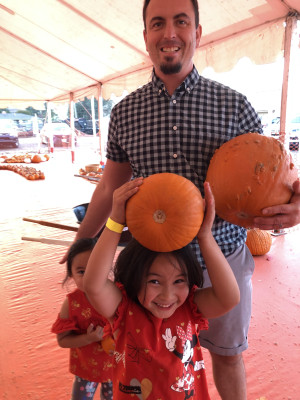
[51, 238, 114, 400]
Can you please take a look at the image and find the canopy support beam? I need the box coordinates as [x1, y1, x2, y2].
[97, 83, 103, 162]
[279, 14, 298, 144]
[46, 102, 54, 153]
[69, 92, 75, 163]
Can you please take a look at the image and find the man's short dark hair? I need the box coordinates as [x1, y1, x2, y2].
[143, 0, 199, 30]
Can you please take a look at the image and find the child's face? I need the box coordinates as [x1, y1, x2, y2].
[71, 250, 92, 291]
[137, 253, 189, 319]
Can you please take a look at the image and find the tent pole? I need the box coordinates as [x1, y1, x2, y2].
[46, 102, 54, 153]
[279, 15, 298, 145]
[69, 92, 75, 163]
[97, 83, 103, 162]
[91, 95, 97, 149]
[34, 114, 41, 154]
[275, 14, 298, 236]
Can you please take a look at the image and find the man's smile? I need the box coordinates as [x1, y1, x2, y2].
[161, 46, 180, 52]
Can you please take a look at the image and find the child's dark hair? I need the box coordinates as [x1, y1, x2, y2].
[114, 238, 204, 303]
[63, 237, 98, 286]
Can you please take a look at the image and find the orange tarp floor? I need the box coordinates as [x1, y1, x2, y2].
[0, 158, 299, 400]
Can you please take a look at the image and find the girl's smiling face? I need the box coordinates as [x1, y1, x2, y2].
[137, 253, 189, 319]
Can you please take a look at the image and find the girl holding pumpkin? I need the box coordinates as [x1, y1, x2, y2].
[83, 178, 240, 400]
[51, 238, 114, 400]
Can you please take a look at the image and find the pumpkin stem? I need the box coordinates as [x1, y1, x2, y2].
[153, 210, 166, 224]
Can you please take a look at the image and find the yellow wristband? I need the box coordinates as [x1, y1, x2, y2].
[106, 217, 125, 234]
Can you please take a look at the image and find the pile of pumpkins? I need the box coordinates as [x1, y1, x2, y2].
[0, 153, 49, 164]
[0, 153, 48, 180]
[0, 163, 45, 180]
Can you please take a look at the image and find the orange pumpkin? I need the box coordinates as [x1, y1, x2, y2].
[126, 173, 204, 252]
[101, 336, 115, 355]
[31, 154, 42, 163]
[206, 133, 298, 228]
[246, 228, 272, 256]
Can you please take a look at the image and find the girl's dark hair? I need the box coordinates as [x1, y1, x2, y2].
[63, 237, 98, 286]
[114, 238, 204, 302]
[143, 0, 199, 30]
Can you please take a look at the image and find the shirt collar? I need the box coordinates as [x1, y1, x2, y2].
[151, 66, 200, 95]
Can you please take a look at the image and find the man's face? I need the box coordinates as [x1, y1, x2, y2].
[143, 0, 201, 79]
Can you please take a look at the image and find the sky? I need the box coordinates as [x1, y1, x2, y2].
[202, 21, 300, 125]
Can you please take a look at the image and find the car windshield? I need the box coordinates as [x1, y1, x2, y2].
[53, 125, 68, 131]
[0, 120, 13, 130]
[291, 117, 300, 124]
[43, 123, 69, 132]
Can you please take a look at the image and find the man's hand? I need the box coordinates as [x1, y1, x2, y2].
[253, 179, 300, 230]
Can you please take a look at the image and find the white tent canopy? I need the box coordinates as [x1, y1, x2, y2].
[0, 0, 299, 109]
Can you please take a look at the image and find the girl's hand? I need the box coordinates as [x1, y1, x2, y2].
[110, 177, 143, 224]
[197, 182, 215, 240]
[86, 323, 104, 343]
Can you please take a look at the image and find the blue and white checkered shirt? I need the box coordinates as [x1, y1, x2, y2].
[106, 66, 262, 266]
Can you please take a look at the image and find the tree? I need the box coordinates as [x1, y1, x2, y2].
[0, 105, 52, 120]
[0, 108, 10, 114]
[103, 99, 114, 116]
[70, 97, 114, 119]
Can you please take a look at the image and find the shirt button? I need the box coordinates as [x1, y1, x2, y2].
[172, 126, 177, 131]
[173, 154, 178, 159]
[172, 99, 177, 104]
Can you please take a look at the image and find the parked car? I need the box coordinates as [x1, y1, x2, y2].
[288, 116, 300, 134]
[64, 118, 88, 135]
[64, 118, 99, 135]
[85, 119, 99, 135]
[0, 119, 19, 148]
[270, 120, 280, 137]
[288, 116, 300, 151]
[40, 122, 77, 147]
[18, 124, 33, 137]
[75, 118, 88, 133]
[269, 117, 299, 151]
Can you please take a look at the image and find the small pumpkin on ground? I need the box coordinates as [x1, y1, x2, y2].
[206, 132, 298, 228]
[126, 173, 204, 252]
[31, 154, 42, 163]
[246, 228, 272, 256]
